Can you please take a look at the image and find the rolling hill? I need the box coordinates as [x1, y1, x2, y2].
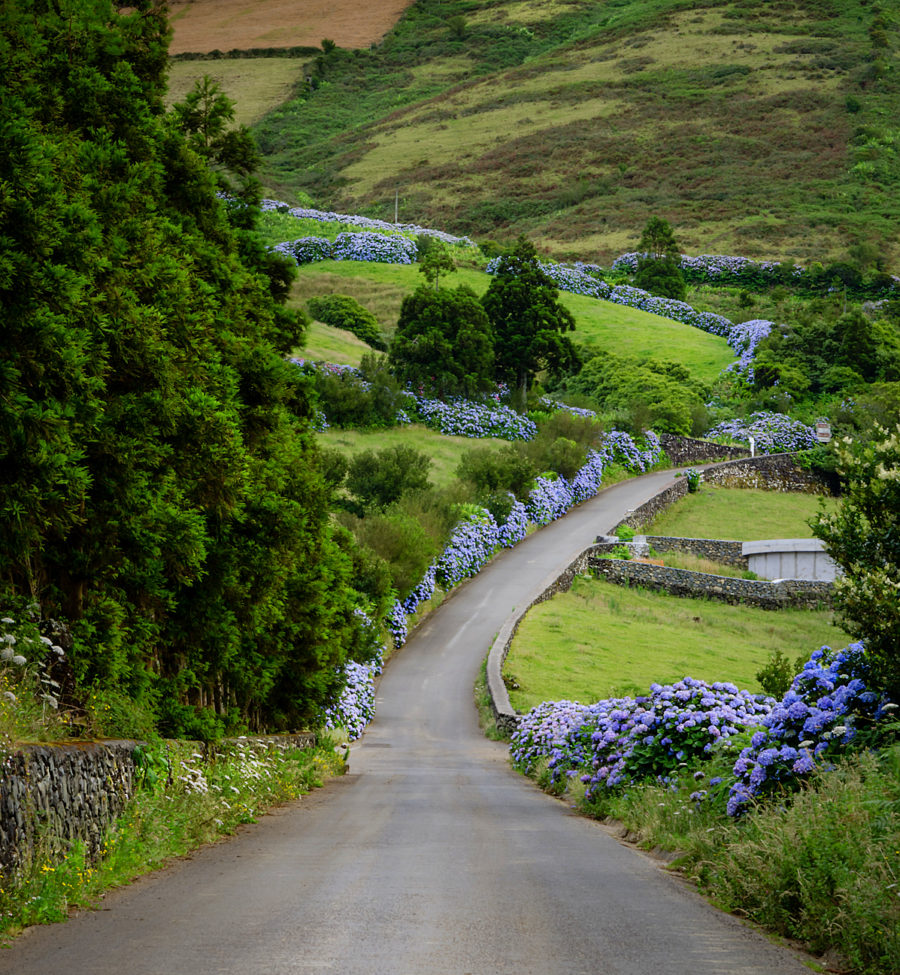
[235, 0, 898, 267]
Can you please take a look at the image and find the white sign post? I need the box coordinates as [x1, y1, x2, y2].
[815, 420, 832, 444]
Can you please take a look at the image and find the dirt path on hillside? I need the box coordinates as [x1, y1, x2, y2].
[167, 0, 414, 54]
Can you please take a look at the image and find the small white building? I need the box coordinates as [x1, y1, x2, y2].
[742, 539, 841, 582]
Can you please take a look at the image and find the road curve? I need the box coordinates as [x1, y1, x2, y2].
[1, 470, 815, 974]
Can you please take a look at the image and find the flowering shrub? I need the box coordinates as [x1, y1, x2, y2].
[597, 429, 662, 473]
[274, 236, 333, 264]
[332, 231, 417, 264]
[276, 232, 417, 266]
[724, 319, 773, 381]
[726, 642, 892, 815]
[486, 257, 610, 298]
[511, 678, 773, 796]
[497, 496, 530, 547]
[706, 411, 818, 452]
[412, 397, 538, 441]
[321, 659, 382, 741]
[434, 508, 500, 589]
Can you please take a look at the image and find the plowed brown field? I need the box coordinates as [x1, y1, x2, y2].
[168, 0, 413, 55]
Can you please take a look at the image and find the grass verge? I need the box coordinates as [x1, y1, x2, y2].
[0, 734, 347, 941]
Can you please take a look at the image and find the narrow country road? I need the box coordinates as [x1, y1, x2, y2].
[1, 470, 815, 975]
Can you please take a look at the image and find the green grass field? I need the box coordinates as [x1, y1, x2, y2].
[503, 575, 847, 710]
[298, 320, 373, 366]
[319, 424, 508, 490]
[643, 486, 839, 541]
[166, 58, 306, 127]
[291, 260, 735, 383]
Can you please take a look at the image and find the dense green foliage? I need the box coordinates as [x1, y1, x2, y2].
[754, 305, 900, 397]
[345, 445, 432, 513]
[389, 284, 495, 398]
[632, 217, 686, 301]
[563, 353, 708, 435]
[813, 425, 900, 700]
[0, 0, 374, 737]
[481, 238, 577, 399]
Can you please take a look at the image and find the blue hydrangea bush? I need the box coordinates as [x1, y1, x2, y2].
[511, 679, 773, 796]
[414, 397, 538, 441]
[726, 642, 892, 815]
[509, 641, 895, 818]
[706, 411, 818, 452]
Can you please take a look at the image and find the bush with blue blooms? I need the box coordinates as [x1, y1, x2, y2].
[706, 411, 818, 453]
[726, 642, 891, 815]
[508, 640, 895, 817]
[511, 679, 773, 795]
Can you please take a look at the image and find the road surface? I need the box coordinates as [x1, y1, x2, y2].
[1, 469, 815, 974]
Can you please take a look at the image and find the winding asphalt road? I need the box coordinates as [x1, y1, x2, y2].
[1, 470, 815, 974]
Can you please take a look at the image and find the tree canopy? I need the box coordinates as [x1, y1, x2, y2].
[0, 0, 373, 737]
[389, 284, 495, 399]
[480, 237, 578, 401]
[632, 216, 686, 301]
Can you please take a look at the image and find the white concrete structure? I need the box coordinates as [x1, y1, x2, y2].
[742, 538, 841, 582]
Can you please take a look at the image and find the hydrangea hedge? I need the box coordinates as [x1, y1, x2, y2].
[275, 232, 417, 266]
[261, 198, 476, 248]
[706, 411, 818, 453]
[510, 641, 895, 817]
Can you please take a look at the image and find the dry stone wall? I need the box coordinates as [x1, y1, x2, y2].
[659, 434, 750, 466]
[0, 733, 316, 877]
[589, 557, 833, 610]
[0, 740, 136, 876]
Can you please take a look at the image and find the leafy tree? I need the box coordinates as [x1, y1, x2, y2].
[308, 356, 404, 429]
[171, 75, 261, 208]
[0, 0, 369, 735]
[632, 216, 686, 301]
[812, 426, 900, 700]
[418, 238, 456, 290]
[345, 445, 432, 511]
[480, 237, 578, 401]
[389, 284, 494, 398]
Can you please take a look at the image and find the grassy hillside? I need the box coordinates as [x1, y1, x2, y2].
[642, 486, 839, 539]
[290, 260, 735, 383]
[504, 576, 845, 707]
[243, 0, 899, 266]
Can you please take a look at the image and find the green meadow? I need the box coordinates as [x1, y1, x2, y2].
[504, 575, 846, 710]
[642, 486, 839, 540]
[291, 260, 735, 383]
